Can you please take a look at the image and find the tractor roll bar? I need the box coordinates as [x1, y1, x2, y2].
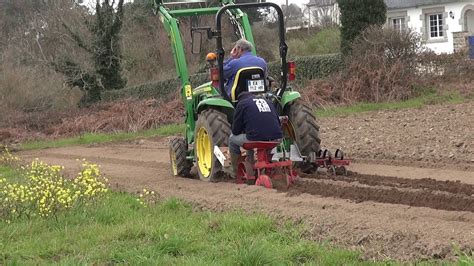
[215, 3, 288, 101]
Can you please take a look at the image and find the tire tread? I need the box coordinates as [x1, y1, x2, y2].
[170, 137, 192, 177]
[285, 101, 321, 173]
[195, 109, 231, 181]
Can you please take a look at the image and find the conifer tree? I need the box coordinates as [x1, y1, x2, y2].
[337, 0, 386, 55]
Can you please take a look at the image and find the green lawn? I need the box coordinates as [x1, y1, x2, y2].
[316, 90, 465, 118]
[0, 193, 372, 265]
[2, 148, 472, 264]
[19, 123, 185, 151]
[0, 165, 20, 183]
[0, 164, 366, 264]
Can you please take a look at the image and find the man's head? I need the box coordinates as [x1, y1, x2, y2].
[231, 39, 253, 59]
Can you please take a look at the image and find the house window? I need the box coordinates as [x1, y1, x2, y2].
[421, 7, 447, 42]
[387, 11, 408, 33]
[391, 17, 405, 32]
[429, 13, 444, 38]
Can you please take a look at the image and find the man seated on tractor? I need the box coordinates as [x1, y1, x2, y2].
[223, 39, 267, 97]
[229, 91, 283, 176]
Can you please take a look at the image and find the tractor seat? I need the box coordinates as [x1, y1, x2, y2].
[242, 141, 280, 150]
[231, 67, 267, 102]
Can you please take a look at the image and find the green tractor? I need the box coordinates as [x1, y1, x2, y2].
[155, 0, 321, 182]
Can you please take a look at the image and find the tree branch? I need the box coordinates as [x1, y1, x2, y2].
[61, 21, 93, 54]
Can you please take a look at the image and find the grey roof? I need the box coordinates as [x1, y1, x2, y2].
[307, 0, 336, 7]
[385, 0, 462, 9]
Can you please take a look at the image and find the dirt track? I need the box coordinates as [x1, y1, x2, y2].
[19, 102, 474, 261]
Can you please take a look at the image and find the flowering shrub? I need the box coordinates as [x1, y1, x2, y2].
[73, 160, 109, 203]
[0, 148, 21, 168]
[0, 150, 109, 222]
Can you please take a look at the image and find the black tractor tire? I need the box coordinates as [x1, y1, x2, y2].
[194, 109, 231, 182]
[169, 137, 192, 177]
[284, 101, 321, 173]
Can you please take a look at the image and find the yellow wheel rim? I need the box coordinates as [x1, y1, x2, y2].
[170, 148, 178, 176]
[196, 127, 212, 178]
[284, 120, 296, 140]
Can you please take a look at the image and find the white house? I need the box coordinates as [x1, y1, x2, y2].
[306, 0, 474, 54]
[306, 0, 340, 27]
[386, 0, 474, 53]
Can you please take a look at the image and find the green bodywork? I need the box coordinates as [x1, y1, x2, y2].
[281, 91, 301, 107]
[153, 0, 299, 156]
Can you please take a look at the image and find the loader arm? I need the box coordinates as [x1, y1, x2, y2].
[153, 0, 257, 144]
[156, 4, 196, 143]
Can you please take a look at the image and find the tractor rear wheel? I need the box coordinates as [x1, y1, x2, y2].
[169, 137, 192, 177]
[194, 109, 231, 182]
[285, 101, 321, 173]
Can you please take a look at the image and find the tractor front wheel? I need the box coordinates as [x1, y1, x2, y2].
[169, 137, 192, 177]
[285, 101, 321, 173]
[194, 109, 231, 182]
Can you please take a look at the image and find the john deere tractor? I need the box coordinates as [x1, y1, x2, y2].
[155, 0, 321, 182]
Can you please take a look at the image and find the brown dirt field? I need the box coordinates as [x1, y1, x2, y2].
[321, 101, 474, 171]
[20, 138, 474, 261]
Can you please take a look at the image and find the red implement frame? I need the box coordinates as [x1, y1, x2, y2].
[311, 149, 350, 175]
[236, 141, 298, 189]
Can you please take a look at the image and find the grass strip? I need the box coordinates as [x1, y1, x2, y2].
[18, 91, 466, 151]
[316, 90, 465, 118]
[19, 124, 185, 150]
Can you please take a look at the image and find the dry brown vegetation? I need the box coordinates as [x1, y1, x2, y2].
[51, 96, 183, 136]
[0, 1, 273, 143]
[0, 61, 82, 112]
[299, 26, 474, 108]
[0, 97, 183, 143]
[0, 2, 260, 111]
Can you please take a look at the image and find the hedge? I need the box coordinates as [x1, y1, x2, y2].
[102, 53, 342, 101]
[102, 74, 208, 101]
[265, 53, 343, 83]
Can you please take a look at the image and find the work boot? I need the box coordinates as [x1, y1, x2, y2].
[230, 152, 241, 178]
[245, 150, 255, 165]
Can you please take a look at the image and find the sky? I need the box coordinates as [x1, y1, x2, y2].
[270, 0, 307, 8]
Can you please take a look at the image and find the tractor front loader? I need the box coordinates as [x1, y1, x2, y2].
[155, 0, 343, 184]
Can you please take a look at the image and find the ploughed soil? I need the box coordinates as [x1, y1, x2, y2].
[19, 101, 474, 261]
[291, 172, 474, 212]
[320, 101, 473, 171]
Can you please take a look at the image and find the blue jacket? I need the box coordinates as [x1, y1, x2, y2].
[232, 92, 283, 141]
[223, 52, 267, 97]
